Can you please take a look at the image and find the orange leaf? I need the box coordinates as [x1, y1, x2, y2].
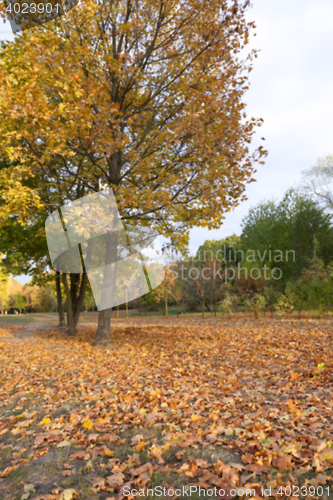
[136, 441, 148, 451]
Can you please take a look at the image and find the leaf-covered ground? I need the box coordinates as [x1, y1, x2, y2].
[0, 316, 333, 500]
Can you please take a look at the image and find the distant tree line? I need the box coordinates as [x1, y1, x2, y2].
[137, 185, 333, 319]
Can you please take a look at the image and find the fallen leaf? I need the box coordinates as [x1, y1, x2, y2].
[40, 418, 51, 426]
[136, 440, 148, 451]
[59, 489, 78, 500]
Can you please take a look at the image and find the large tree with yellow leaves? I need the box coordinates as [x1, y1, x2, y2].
[0, 0, 266, 343]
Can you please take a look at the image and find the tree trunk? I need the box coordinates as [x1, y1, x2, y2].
[95, 307, 112, 345]
[62, 273, 75, 336]
[202, 293, 205, 318]
[56, 271, 65, 327]
[183, 296, 187, 315]
[165, 291, 168, 318]
[68, 273, 80, 326]
[73, 272, 88, 328]
[117, 305, 119, 319]
[94, 229, 118, 346]
[213, 296, 216, 317]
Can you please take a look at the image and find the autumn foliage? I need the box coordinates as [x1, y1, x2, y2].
[0, 316, 333, 499]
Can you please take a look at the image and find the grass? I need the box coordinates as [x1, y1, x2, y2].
[0, 312, 59, 325]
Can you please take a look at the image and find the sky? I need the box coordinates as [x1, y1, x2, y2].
[1, 0, 333, 282]
[189, 0, 333, 253]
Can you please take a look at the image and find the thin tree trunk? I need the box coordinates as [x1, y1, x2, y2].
[126, 291, 128, 319]
[202, 293, 205, 318]
[213, 296, 216, 317]
[117, 305, 119, 319]
[68, 273, 80, 326]
[183, 295, 187, 315]
[56, 271, 65, 327]
[165, 291, 168, 318]
[73, 272, 88, 328]
[62, 273, 75, 336]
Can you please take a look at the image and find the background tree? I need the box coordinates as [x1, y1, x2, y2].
[0, 0, 266, 344]
[0, 158, 71, 327]
[0, 266, 9, 314]
[25, 283, 57, 313]
[244, 293, 266, 320]
[154, 266, 180, 318]
[15, 293, 27, 314]
[301, 154, 333, 212]
[6, 278, 25, 312]
[240, 190, 333, 284]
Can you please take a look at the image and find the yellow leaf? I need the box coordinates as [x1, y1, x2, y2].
[40, 418, 51, 425]
[11, 427, 23, 435]
[136, 441, 148, 451]
[59, 489, 78, 500]
[0, 466, 15, 477]
[83, 421, 93, 430]
[104, 447, 114, 457]
[320, 451, 333, 461]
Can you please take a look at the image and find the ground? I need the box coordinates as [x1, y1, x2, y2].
[0, 314, 333, 500]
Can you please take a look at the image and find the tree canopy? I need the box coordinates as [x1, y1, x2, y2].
[0, 0, 266, 341]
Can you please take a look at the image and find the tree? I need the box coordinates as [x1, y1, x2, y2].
[154, 266, 180, 318]
[26, 283, 57, 312]
[263, 285, 281, 318]
[0, 158, 67, 327]
[0, 265, 9, 314]
[301, 154, 333, 212]
[241, 190, 333, 284]
[15, 293, 27, 313]
[196, 235, 242, 263]
[0, 0, 266, 343]
[244, 293, 265, 320]
[6, 278, 25, 312]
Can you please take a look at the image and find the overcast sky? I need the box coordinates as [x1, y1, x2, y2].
[190, 0, 333, 253]
[2, 0, 333, 282]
